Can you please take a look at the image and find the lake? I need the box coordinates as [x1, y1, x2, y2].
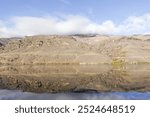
[0, 90, 150, 100]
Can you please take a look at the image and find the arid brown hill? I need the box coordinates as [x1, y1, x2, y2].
[0, 35, 150, 65]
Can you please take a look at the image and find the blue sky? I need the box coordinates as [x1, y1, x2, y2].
[0, 0, 150, 37]
[0, 0, 150, 22]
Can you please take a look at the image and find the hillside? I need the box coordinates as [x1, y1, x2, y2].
[0, 35, 150, 65]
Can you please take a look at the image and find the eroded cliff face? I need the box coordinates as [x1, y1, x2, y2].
[0, 35, 150, 65]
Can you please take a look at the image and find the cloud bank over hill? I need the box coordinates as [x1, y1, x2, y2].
[0, 14, 150, 37]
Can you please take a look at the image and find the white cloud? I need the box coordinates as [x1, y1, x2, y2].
[118, 14, 150, 34]
[1, 14, 150, 37]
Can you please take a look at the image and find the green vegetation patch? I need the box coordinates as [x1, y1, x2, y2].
[111, 58, 126, 68]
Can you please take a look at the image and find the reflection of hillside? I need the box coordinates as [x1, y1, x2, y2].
[0, 65, 150, 93]
[0, 65, 111, 75]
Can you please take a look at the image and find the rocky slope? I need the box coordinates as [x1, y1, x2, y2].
[0, 35, 150, 65]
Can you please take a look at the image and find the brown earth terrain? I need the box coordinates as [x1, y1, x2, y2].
[1, 35, 150, 65]
[0, 35, 150, 93]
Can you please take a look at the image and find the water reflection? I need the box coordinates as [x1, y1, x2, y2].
[0, 89, 150, 100]
[0, 64, 150, 100]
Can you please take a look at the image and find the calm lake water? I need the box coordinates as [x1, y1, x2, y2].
[0, 64, 150, 100]
[0, 89, 150, 100]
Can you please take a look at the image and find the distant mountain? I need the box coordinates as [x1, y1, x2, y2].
[72, 34, 97, 37]
[0, 38, 9, 46]
[0, 37, 22, 46]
